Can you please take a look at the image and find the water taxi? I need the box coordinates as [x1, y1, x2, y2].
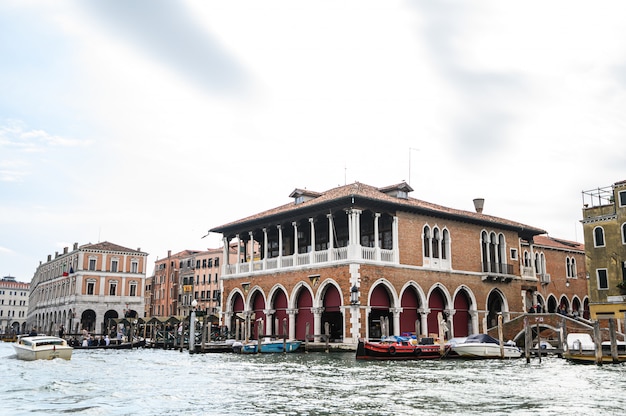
[13, 335, 73, 361]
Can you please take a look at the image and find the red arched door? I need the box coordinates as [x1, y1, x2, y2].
[271, 289, 288, 336]
[427, 288, 446, 337]
[251, 291, 266, 339]
[400, 287, 420, 336]
[295, 289, 313, 340]
[453, 290, 471, 337]
[321, 285, 343, 341]
[369, 284, 392, 339]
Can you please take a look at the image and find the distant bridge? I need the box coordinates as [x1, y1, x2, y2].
[487, 313, 598, 347]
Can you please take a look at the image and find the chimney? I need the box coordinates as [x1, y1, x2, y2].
[63, 247, 68, 254]
[47, 254, 51, 261]
[73, 242, 78, 250]
[473, 198, 485, 213]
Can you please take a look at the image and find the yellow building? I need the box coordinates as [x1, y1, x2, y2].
[581, 180, 626, 321]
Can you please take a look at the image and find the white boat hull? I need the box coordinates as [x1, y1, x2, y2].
[13, 336, 73, 361]
[452, 343, 521, 359]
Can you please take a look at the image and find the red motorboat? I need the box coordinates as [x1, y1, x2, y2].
[356, 336, 444, 360]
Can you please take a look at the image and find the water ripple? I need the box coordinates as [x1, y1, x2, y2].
[3, 343, 626, 415]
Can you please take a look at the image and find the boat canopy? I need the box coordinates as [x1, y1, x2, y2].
[463, 334, 500, 345]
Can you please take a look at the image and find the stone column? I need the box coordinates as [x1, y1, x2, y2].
[391, 307, 402, 336]
[309, 218, 316, 263]
[444, 309, 455, 339]
[312, 307, 324, 342]
[248, 231, 254, 265]
[326, 213, 334, 256]
[277, 224, 283, 266]
[374, 213, 381, 261]
[292, 222, 299, 258]
[468, 310, 478, 335]
[418, 308, 430, 337]
[264, 309, 275, 336]
[235, 234, 241, 274]
[287, 309, 298, 340]
[262, 228, 268, 269]
[347, 209, 362, 260]
[392, 215, 399, 263]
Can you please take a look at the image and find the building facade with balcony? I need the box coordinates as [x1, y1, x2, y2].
[0, 276, 29, 334]
[582, 180, 626, 319]
[150, 246, 239, 320]
[210, 181, 588, 344]
[27, 241, 148, 335]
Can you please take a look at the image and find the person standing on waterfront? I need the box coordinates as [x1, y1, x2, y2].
[58, 325, 65, 339]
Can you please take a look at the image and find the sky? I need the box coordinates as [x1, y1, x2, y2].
[2, 0, 626, 282]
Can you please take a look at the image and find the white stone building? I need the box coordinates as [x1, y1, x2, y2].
[28, 241, 148, 335]
[0, 276, 29, 334]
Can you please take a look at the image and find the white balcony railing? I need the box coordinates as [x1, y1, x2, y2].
[223, 245, 397, 276]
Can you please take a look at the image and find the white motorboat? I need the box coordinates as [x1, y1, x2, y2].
[13, 335, 73, 361]
[449, 334, 521, 359]
[563, 333, 626, 364]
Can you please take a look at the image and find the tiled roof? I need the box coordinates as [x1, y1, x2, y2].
[211, 181, 547, 236]
[531, 235, 584, 251]
[80, 241, 145, 254]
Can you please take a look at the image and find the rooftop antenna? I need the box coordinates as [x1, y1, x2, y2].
[408, 147, 420, 185]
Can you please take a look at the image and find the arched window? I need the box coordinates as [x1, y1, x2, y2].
[594, 226, 605, 247]
[622, 223, 626, 244]
[441, 229, 449, 260]
[535, 252, 546, 275]
[566, 257, 572, 278]
[432, 227, 440, 258]
[423, 226, 430, 258]
[566, 257, 577, 279]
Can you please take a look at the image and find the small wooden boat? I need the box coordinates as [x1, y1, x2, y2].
[232, 338, 302, 353]
[72, 339, 146, 350]
[356, 336, 443, 360]
[449, 334, 521, 359]
[13, 335, 73, 361]
[563, 333, 626, 364]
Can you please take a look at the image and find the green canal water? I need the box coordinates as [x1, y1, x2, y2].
[1, 341, 625, 415]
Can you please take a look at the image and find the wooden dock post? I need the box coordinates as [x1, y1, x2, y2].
[497, 314, 504, 359]
[282, 318, 288, 353]
[258, 319, 264, 354]
[524, 316, 530, 363]
[304, 322, 310, 353]
[437, 312, 445, 353]
[609, 318, 618, 363]
[593, 320, 602, 365]
[324, 322, 330, 353]
[535, 320, 541, 363]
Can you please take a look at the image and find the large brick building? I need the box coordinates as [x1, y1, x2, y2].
[28, 241, 148, 334]
[150, 245, 238, 318]
[209, 181, 587, 344]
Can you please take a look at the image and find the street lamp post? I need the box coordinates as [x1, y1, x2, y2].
[189, 299, 198, 353]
